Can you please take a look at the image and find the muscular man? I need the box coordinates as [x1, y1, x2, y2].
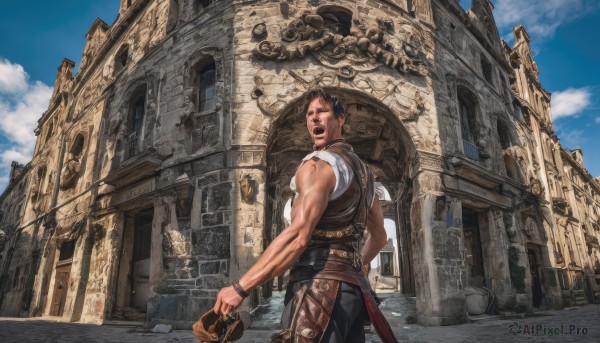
[213, 89, 389, 342]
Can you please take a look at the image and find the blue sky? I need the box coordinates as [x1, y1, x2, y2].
[0, 1, 599, 193]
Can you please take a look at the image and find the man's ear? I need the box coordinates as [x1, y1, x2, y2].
[338, 113, 346, 126]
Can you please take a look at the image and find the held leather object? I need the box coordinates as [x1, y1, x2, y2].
[192, 310, 244, 343]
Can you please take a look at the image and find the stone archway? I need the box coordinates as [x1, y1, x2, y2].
[263, 89, 417, 297]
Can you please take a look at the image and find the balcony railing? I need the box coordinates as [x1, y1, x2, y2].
[462, 139, 480, 161]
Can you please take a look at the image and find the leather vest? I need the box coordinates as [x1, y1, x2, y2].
[305, 140, 374, 251]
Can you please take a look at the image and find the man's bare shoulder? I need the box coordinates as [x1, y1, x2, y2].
[295, 158, 335, 192]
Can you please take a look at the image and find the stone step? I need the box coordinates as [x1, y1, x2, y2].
[468, 314, 500, 323]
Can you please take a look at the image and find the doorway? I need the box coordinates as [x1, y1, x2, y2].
[113, 209, 153, 318]
[50, 240, 75, 316]
[462, 208, 485, 288]
[527, 247, 543, 308]
[131, 210, 152, 310]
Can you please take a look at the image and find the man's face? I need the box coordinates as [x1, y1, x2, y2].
[306, 97, 345, 149]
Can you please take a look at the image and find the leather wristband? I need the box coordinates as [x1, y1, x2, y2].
[232, 281, 249, 298]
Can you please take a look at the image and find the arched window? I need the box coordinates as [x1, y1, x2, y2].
[504, 156, 520, 181]
[481, 56, 493, 84]
[45, 121, 54, 143]
[536, 95, 543, 114]
[542, 101, 548, 118]
[496, 119, 511, 149]
[544, 139, 554, 164]
[513, 100, 523, 120]
[499, 74, 509, 100]
[458, 87, 480, 160]
[197, 61, 216, 112]
[526, 53, 534, 70]
[114, 45, 129, 76]
[127, 86, 146, 157]
[317, 6, 353, 36]
[71, 134, 85, 158]
[32, 165, 47, 202]
[555, 176, 564, 198]
[195, 0, 214, 12]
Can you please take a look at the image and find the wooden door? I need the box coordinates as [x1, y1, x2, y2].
[50, 265, 71, 316]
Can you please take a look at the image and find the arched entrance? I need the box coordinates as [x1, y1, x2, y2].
[264, 89, 417, 298]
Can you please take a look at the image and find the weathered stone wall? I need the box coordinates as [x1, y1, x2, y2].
[1, 0, 599, 328]
[0, 163, 30, 316]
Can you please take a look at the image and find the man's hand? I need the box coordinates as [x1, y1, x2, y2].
[361, 263, 369, 276]
[213, 285, 244, 315]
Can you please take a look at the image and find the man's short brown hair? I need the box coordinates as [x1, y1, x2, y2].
[304, 88, 347, 119]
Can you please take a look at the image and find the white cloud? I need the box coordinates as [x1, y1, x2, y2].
[550, 88, 591, 119]
[595, 117, 600, 124]
[0, 58, 29, 94]
[0, 59, 52, 193]
[0, 81, 52, 148]
[555, 127, 584, 149]
[493, 0, 600, 41]
[0, 148, 32, 166]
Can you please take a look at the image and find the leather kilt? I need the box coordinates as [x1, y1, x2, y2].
[271, 248, 370, 343]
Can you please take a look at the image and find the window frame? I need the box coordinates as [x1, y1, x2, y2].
[380, 252, 394, 276]
[126, 86, 147, 158]
[114, 46, 129, 76]
[197, 62, 216, 113]
[480, 56, 494, 85]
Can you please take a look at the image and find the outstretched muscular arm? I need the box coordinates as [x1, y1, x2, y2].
[213, 159, 335, 315]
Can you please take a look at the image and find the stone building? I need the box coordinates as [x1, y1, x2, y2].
[0, 0, 599, 328]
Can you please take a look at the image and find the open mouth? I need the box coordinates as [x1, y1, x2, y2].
[313, 127, 325, 135]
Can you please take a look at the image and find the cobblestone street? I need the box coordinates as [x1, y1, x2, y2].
[0, 294, 598, 343]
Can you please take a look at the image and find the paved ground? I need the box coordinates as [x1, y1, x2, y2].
[0, 293, 598, 342]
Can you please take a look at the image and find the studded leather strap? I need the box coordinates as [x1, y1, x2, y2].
[270, 279, 340, 343]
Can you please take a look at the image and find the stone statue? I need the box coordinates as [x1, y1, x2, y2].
[60, 154, 81, 190]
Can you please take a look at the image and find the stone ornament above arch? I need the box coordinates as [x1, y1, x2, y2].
[71, 82, 103, 122]
[183, 48, 225, 82]
[252, 8, 430, 76]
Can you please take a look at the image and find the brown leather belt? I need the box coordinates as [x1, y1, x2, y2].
[312, 225, 354, 239]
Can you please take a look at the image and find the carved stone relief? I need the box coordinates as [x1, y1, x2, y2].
[239, 173, 257, 204]
[252, 12, 428, 76]
[60, 154, 81, 190]
[251, 22, 267, 40]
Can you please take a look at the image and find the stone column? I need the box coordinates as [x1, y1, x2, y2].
[412, 172, 467, 325]
[484, 210, 516, 310]
[91, 212, 124, 324]
[230, 168, 265, 326]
